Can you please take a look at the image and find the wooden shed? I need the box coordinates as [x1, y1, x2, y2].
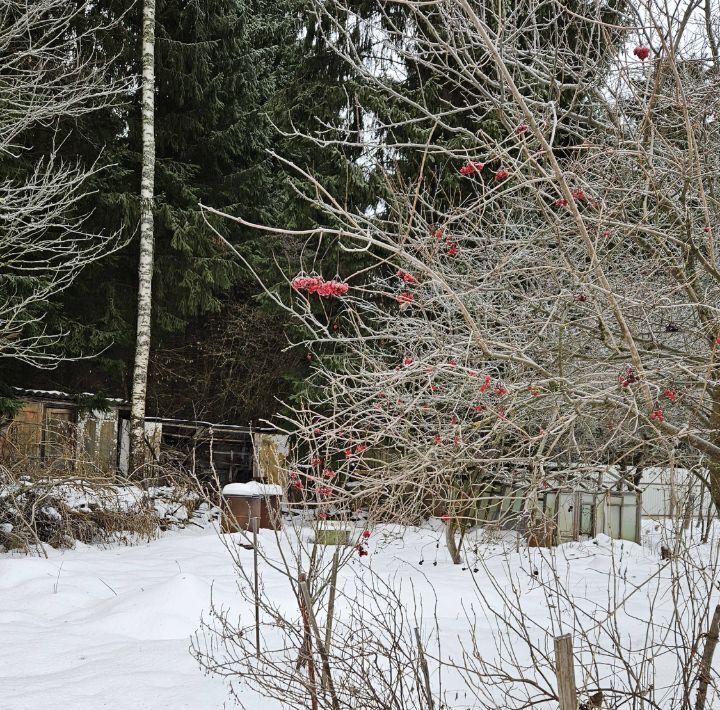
[1, 388, 289, 485]
[0, 388, 126, 472]
[117, 416, 289, 486]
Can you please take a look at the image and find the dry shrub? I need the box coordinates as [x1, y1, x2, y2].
[0, 461, 163, 554]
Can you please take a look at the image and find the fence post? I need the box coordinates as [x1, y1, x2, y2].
[322, 548, 340, 690]
[252, 516, 260, 657]
[554, 634, 578, 710]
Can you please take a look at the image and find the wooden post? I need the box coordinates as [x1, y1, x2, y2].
[297, 573, 318, 710]
[299, 578, 341, 710]
[554, 634, 578, 710]
[414, 626, 435, 710]
[322, 549, 340, 690]
[252, 516, 260, 658]
[696, 604, 720, 710]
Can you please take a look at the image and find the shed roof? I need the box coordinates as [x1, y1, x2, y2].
[12, 387, 127, 406]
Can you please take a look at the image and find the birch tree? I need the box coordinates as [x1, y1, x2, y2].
[129, 0, 156, 477]
[0, 0, 125, 367]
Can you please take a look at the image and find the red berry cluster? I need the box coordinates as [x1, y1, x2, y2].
[459, 161, 485, 175]
[289, 470, 303, 491]
[479, 374, 492, 393]
[291, 275, 349, 297]
[355, 530, 371, 556]
[618, 366, 640, 388]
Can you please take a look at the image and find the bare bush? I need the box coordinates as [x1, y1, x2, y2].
[200, 0, 720, 541]
[0, 464, 159, 554]
[194, 511, 720, 709]
[0, 0, 127, 367]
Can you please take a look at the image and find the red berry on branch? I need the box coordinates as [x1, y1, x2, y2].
[459, 161, 485, 175]
[633, 46, 650, 60]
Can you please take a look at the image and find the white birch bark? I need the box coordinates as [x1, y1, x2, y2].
[129, 0, 156, 477]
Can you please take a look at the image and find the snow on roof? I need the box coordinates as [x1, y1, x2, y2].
[222, 482, 283, 496]
[12, 387, 127, 405]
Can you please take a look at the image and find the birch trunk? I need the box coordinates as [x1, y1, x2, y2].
[129, 0, 156, 478]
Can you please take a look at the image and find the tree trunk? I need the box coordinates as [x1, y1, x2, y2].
[129, 0, 156, 478]
[708, 384, 720, 517]
[446, 518, 462, 564]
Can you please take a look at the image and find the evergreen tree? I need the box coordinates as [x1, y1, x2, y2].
[3, 0, 307, 419]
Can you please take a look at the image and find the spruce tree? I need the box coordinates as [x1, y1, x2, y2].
[3, 0, 304, 412]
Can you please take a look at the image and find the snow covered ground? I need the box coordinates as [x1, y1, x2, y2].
[1, 518, 718, 709]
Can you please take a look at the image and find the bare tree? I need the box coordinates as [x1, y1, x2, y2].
[200, 0, 720, 527]
[130, 0, 156, 477]
[0, 0, 126, 368]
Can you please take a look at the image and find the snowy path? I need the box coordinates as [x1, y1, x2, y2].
[0, 530, 235, 710]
